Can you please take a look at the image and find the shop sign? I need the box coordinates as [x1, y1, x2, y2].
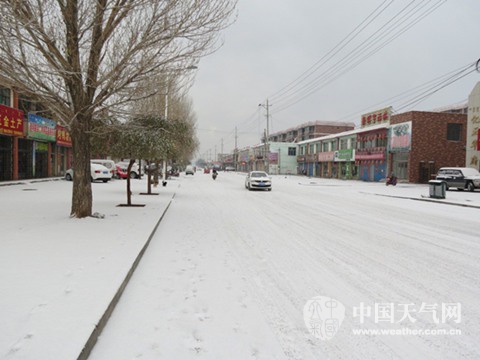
[306, 154, 316, 162]
[355, 153, 385, 160]
[334, 149, 354, 162]
[35, 141, 49, 152]
[317, 152, 335, 162]
[56, 125, 72, 147]
[297, 156, 306, 162]
[389, 121, 411, 152]
[0, 104, 24, 136]
[28, 114, 56, 141]
[269, 152, 278, 162]
[478, 129, 480, 151]
[361, 106, 391, 128]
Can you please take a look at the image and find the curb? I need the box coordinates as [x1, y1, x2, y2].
[371, 193, 480, 210]
[76, 192, 176, 360]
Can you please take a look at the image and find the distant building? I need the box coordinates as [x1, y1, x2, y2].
[296, 107, 467, 183]
[236, 142, 297, 175]
[268, 120, 355, 143]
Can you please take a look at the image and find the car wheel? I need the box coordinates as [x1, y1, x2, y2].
[248, 183, 251, 191]
[467, 181, 475, 192]
[91, 177, 94, 182]
[65, 174, 72, 181]
[268, 188, 272, 191]
[129, 172, 137, 179]
[103, 179, 109, 183]
[458, 188, 464, 191]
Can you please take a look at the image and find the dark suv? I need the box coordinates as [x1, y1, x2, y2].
[435, 167, 480, 191]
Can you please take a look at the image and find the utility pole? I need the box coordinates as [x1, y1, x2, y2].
[234, 127, 238, 170]
[259, 99, 271, 172]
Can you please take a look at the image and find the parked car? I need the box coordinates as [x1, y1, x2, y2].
[167, 169, 179, 177]
[185, 165, 195, 175]
[225, 166, 235, 172]
[90, 159, 116, 177]
[435, 167, 480, 191]
[204, 168, 211, 174]
[115, 164, 129, 179]
[65, 163, 112, 183]
[245, 171, 272, 191]
[116, 161, 140, 179]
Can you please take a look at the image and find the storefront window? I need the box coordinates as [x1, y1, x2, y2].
[0, 87, 11, 106]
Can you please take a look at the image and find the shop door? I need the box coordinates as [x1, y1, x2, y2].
[35, 151, 48, 178]
[18, 139, 33, 179]
[419, 162, 429, 183]
[0, 136, 13, 181]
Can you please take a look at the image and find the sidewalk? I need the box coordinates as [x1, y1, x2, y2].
[0, 177, 176, 360]
[297, 177, 480, 209]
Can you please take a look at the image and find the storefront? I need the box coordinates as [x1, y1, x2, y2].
[27, 114, 56, 178]
[0, 104, 25, 181]
[317, 152, 335, 178]
[306, 154, 316, 176]
[55, 125, 73, 176]
[334, 149, 356, 179]
[356, 108, 390, 182]
[297, 155, 306, 175]
[356, 132, 388, 182]
[388, 121, 412, 180]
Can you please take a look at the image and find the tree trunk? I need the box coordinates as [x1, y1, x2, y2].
[126, 159, 135, 205]
[70, 116, 93, 218]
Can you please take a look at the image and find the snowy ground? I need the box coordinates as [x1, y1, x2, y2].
[1, 173, 480, 359]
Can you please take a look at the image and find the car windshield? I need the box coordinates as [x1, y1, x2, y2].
[251, 172, 268, 178]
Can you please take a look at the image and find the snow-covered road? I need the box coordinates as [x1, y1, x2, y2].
[89, 172, 480, 360]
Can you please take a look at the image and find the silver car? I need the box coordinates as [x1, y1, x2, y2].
[436, 167, 480, 191]
[245, 171, 272, 191]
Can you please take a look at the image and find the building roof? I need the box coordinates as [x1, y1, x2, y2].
[297, 123, 388, 145]
[431, 101, 468, 113]
[269, 120, 355, 137]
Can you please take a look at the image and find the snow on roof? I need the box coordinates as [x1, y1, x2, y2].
[297, 123, 388, 145]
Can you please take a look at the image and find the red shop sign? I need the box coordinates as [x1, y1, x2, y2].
[0, 104, 24, 136]
[56, 125, 72, 147]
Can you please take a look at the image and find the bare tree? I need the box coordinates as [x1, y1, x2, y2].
[0, 0, 237, 217]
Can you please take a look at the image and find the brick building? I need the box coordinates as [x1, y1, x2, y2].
[269, 120, 355, 143]
[389, 111, 467, 183]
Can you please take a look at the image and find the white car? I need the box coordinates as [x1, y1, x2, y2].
[185, 165, 195, 175]
[91, 159, 116, 177]
[65, 163, 113, 183]
[245, 171, 272, 191]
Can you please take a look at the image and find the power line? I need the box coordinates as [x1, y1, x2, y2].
[270, 0, 447, 114]
[268, 0, 394, 102]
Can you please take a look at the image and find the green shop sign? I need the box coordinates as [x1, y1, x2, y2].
[334, 149, 354, 162]
[28, 114, 56, 142]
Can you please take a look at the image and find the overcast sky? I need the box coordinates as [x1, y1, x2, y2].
[189, 0, 480, 161]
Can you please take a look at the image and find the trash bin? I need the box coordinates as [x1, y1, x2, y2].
[428, 180, 446, 199]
